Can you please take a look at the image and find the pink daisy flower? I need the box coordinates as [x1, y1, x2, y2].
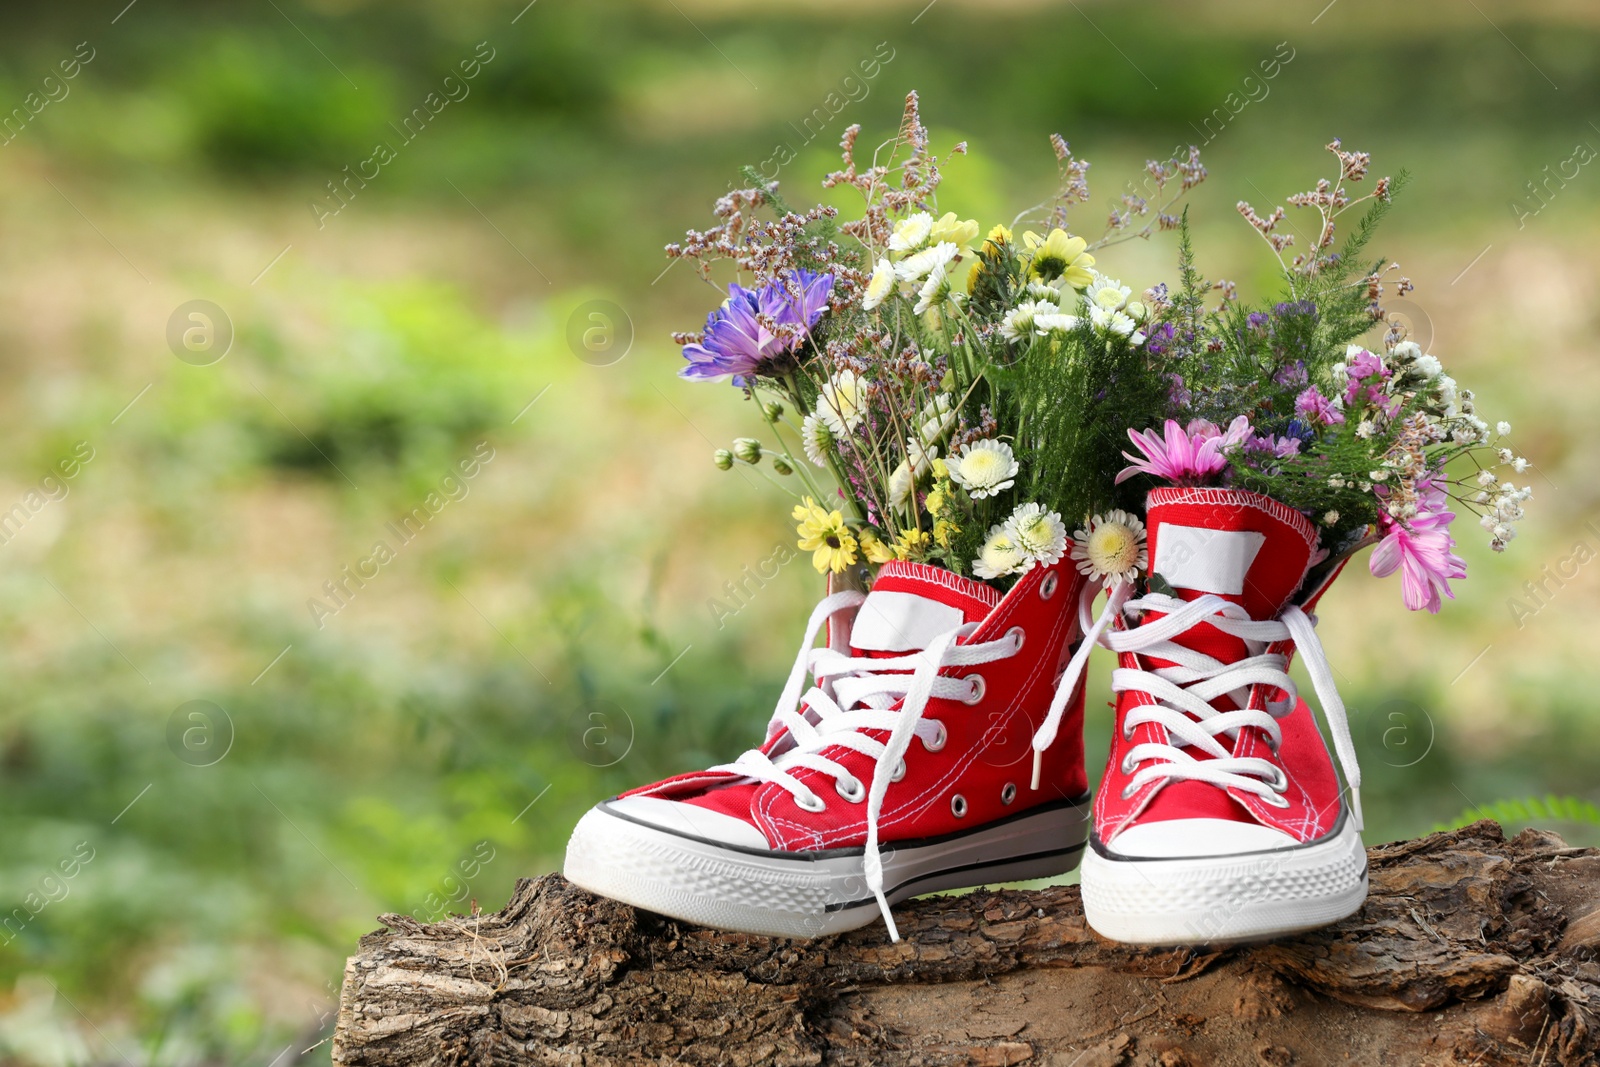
[1116, 416, 1251, 486]
[1368, 482, 1468, 614]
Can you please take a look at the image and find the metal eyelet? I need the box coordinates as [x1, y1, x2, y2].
[835, 776, 865, 803]
[922, 721, 948, 752]
[950, 794, 969, 818]
[1040, 572, 1060, 600]
[1120, 782, 1138, 800]
[1120, 754, 1138, 776]
[1121, 722, 1135, 742]
[1268, 766, 1289, 793]
[891, 759, 906, 783]
[1006, 626, 1025, 652]
[795, 792, 826, 813]
[1262, 791, 1291, 809]
[962, 674, 987, 705]
[1000, 783, 1017, 806]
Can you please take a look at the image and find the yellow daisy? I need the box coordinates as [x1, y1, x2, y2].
[1022, 228, 1096, 289]
[794, 497, 859, 574]
[860, 529, 897, 565]
[893, 527, 932, 561]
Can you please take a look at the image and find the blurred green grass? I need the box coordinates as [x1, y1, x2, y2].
[0, 0, 1596, 1062]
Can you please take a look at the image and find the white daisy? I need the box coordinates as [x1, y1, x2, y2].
[948, 439, 1019, 500]
[1023, 280, 1063, 304]
[1000, 300, 1055, 342]
[972, 523, 1029, 580]
[818, 370, 868, 436]
[800, 413, 834, 467]
[887, 211, 934, 253]
[893, 241, 958, 284]
[861, 258, 896, 311]
[1070, 510, 1147, 585]
[918, 393, 957, 444]
[1033, 312, 1082, 335]
[904, 437, 938, 476]
[1007, 503, 1068, 567]
[1088, 303, 1138, 337]
[913, 263, 958, 314]
[1085, 271, 1131, 312]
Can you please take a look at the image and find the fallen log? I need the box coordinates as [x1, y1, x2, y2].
[333, 821, 1600, 1066]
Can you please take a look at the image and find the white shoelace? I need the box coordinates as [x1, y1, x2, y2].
[1031, 586, 1362, 829]
[708, 590, 1021, 941]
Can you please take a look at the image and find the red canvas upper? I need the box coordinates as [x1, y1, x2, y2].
[622, 559, 1089, 850]
[1097, 487, 1348, 846]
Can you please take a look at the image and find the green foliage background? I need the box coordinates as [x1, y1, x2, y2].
[0, 0, 1595, 1061]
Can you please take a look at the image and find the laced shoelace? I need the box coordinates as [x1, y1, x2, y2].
[708, 590, 1022, 941]
[1031, 584, 1362, 830]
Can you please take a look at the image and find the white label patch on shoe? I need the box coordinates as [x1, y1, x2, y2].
[1153, 525, 1267, 596]
[850, 591, 965, 652]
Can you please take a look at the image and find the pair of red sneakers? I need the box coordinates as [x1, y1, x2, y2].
[564, 487, 1368, 945]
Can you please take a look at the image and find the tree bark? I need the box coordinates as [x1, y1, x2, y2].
[333, 821, 1600, 1066]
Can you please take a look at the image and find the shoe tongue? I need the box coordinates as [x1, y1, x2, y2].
[848, 559, 999, 656]
[1146, 487, 1317, 619]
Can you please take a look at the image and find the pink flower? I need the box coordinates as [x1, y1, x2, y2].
[1294, 386, 1345, 426]
[1368, 482, 1468, 614]
[1116, 416, 1251, 485]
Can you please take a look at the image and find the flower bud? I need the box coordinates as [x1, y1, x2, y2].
[732, 437, 763, 464]
[772, 457, 794, 476]
[762, 401, 784, 421]
[713, 449, 734, 470]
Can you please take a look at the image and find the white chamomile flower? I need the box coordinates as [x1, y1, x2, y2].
[1089, 303, 1139, 339]
[1070, 510, 1147, 585]
[818, 370, 868, 436]
[1024, 280, 1063, 304]
[887, 211, 934, 253]
[972, 523, 1028, 580]
[913, 263, 960, 315]
[888, 459, 915, 508]
[1033, 312, 1082, 335]
[1006, 503, 1068, 567]
[800, 413, 834, 467]
[948, 439, 1019, 500]
[1085, 271, 1131, 312]
[862, 258, 896, 311]
[905, 437, 938, 476]
[918, 393, 957, 444]
[894, 241, 958, 283]
[1000, 300, 1055, 342]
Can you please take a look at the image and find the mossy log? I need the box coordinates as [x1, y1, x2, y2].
[333, 821, 1600, 1066]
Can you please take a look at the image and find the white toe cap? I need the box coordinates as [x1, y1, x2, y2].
[605, 796, 771, 850]
[1108, 818, 1299, 859]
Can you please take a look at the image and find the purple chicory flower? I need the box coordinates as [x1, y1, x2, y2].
[679, 270, 834, 385]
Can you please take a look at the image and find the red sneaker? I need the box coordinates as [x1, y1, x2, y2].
[564, 559, 1091, 939]
[1076, 487, 1367, 945]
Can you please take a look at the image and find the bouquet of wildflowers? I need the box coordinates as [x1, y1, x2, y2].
[1112, 140, 1530, 611]
[671, 92, 1197, 586]
[669, 94, 1528, 612]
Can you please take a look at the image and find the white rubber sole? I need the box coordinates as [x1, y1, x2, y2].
[564, 795, 1091, 938]
[1080, 813, 1368, 946]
